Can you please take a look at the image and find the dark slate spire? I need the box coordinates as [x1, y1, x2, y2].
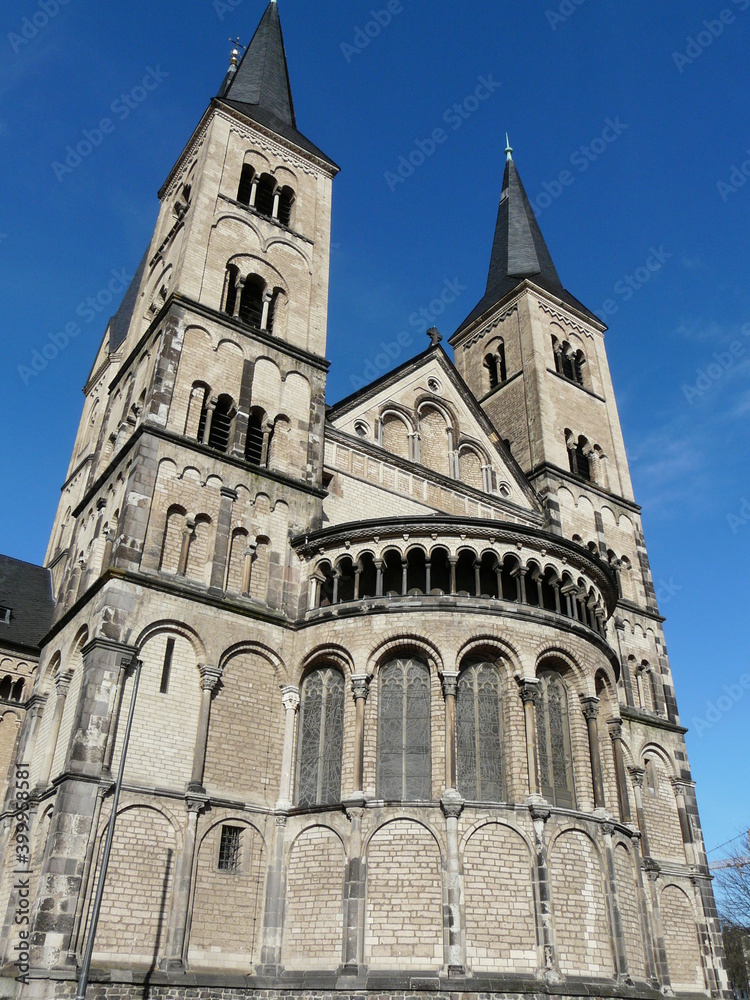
[455, 147, 597, 333]
[218, 2, 338, 169]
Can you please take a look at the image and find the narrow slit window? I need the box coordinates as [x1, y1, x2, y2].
[218, 825, 243, 873]
[159, 637, 175, 694]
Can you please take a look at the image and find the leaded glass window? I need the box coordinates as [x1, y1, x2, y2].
[378, 658, 431, 801]
[296, 667, 345, 808]
[536, 670, 576, 809]
[456, 662, 504, 801]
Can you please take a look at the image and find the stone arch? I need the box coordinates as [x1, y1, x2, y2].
[381, 408, 412, 460]
[459, 442, 485, 491]
[463, 821, 537, 972]
[661, 884, 704, 991]
[85, 804, 177, 967]
[549, 828, 614, 977]
[640, 747, 685, 862]
[364, 818, 444, 969]
[282, 825, 346, 969]
[297, 644, 355, 683]
[188, 817, 266, 970]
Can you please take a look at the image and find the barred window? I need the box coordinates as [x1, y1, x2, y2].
[218, 825, 243, 873]
[536, 670, 576, 809]
[456, 661, 504, 802]
[378, 658, 431, 801]
[296, 667, 345, 808]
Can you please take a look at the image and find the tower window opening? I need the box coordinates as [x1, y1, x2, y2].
[208, 394, 235, 453]
[484, 340, 507, 390]
[237, 164, 256, 206]
[245, 408, 266, 466]
[239, 275, 266, 329]
[568, 433, 592, 481]
[278, 186, 295, 227]
[255, 174, 276, 218]
[218, 825, 243, 873]
[0, 676, 11, 700]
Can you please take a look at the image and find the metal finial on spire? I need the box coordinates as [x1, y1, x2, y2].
[505, 133, 513, 162]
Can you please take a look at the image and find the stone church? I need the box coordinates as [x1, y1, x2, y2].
[0, 3, 729, 998]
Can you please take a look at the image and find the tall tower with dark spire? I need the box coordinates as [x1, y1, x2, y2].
[0, 6, 727, 1000]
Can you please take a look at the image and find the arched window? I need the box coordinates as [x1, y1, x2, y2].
[0, 676, 11, 700]
[485, 352, 500, 389]
[206, 394, 235, 453]
[296, 667, 345, 808]
[237, 164, 255, 206]
[456, 662, 503, 802]
[245, 408, 266, 465]
[277, 186, 295, 227]
[255, 174, 276, 218]
[536, 669, 576, 808]
[223, 264, 239, 317]
[552, 335, 563, 375]
[568, 434, 591, 481]
[378, 658, 431, 801]
[562, 348, 576, 382]
[239, 275, 266, 329]
[484, 340, 507, 390]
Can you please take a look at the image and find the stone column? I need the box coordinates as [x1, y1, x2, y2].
[249, 174, 260, 207]
[449, 555, 457, 595]
[259, 815, 287, 972]
[101, 660, 129, 776]
[518, 677, 541, 796]
[646, 867, 671, 990]
[277, 686, 300, 809]
[512, 564, 527, 603]
[177, 517, 194, 576]
[601, 822, 631, 982]
[242, 538, 257, 596]
[233, 276, 245, 318]
[473, 559, 481, 597]
[161, 797, 207, 970]
[272, 187, 281, 219]
[401, 555, 408, 595]
[374, 558, 384, 597]
[629, 767, 651, 858]
[261, 290, 274, 331]
[35, 669, 74, 789]
[332, 568, 341, 605]
[209, 487, 237, 591]
[581, 696, 606, 809]
[441, 790, 465, 974]
[261, 421, 273, 466]
[188, 665, 223, 793]
[531, 804, 557, 976]
[607, 720, 632, 823]
[342, 803, 365, 974]
[351, 675, 369, 796]
[424, 559, 431, 594]
[200, 398, 217, 445]
[353, 563, 362, 600]
[441, 671, 459, 791]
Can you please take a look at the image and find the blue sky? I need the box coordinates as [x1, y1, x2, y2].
[0, 1, 748, 859]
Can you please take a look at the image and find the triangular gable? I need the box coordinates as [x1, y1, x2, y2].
[327, 347, 542, 518]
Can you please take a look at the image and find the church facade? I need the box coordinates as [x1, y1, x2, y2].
[0, 4, 729, 999]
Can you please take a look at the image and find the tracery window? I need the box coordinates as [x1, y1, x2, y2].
[296, 667, 345, 808]
[536, 669, 576, 808]
[378, 658, 431, 801]
[456, 661, 503, 801]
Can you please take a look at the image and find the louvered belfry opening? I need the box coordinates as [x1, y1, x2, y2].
[208, 394, 235, 453]
[245, 408, 265, 465]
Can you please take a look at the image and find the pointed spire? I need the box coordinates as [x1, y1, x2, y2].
[454, 148, 597, 334]
[221, 0, 296, 126]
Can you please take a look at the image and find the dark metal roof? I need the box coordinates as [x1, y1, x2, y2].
[455, 157, 599, 334]
[108, 250, 149, 352]
[218, 2, 338, 170]
[0, 555, 55, 655]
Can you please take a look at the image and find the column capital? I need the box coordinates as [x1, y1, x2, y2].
[281, 685, 300, 712]
[220, 487, 238, 502]
[440, 789, 465, 820]
[516, 675, 541, 704]
[580, 695, 600, 720]
[25, 692, 48, 715]
[199, 664, 223, 692]
[441, 671, 459, 699]
[671, 777, 696, 795]
[351, 674, 370, 702]
[54, 669, 74, 696]
[607, 718, 624, 740]
[628, 765, 645, 788]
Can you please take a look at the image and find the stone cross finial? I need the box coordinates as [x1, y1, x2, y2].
[427, 327, 442, 346]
